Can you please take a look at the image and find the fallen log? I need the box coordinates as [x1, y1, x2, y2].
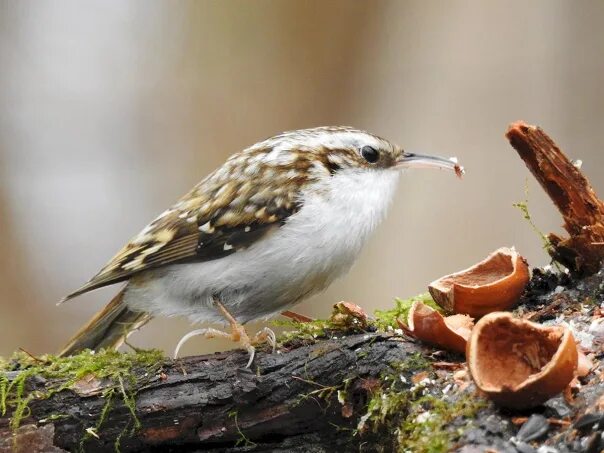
[0, 332, 428, 452]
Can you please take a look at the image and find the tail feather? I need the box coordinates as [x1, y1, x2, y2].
[59, 289, 152, 356]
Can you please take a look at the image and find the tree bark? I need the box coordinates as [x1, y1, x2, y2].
[0, 333, 423, 452]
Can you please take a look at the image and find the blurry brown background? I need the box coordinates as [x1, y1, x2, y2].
[1, 0, 603, 357]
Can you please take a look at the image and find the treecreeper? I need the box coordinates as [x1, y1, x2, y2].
[60, 126, 463, 367]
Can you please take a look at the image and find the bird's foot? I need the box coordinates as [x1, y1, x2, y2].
[173, 326, 276, 368]
[173, 299, 276, 368]
[173, 327, 236, 359]
[173, 325, 258, 367]
[252, 327, 276, 352]
[230, 325, 277, 368]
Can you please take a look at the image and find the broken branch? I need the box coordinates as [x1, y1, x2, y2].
[506, 121, 604, 274]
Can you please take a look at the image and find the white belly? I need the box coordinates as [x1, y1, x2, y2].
[125, 169, 400, 324]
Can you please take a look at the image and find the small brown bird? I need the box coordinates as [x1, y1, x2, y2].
[60, 126, 462, 366]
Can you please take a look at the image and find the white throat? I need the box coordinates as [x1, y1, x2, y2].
[280, 167, 402, 275]
[306, 168, 401, 246]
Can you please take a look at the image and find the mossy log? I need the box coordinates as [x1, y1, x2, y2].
[2, 267, 604, 453]
[0, 333, 429, 452]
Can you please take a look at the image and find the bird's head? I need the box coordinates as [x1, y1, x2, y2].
[186, 126, 463, 231]
[248, 126, 462, 179]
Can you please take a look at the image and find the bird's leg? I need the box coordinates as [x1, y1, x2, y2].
[173, 297, 274, 368]
[213, 298, 256, 367]
[214, 300, 277, 363]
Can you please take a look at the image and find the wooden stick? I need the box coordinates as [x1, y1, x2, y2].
[281, 310, 315, 323]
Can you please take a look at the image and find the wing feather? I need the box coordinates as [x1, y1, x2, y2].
[62, 148, 308, 302]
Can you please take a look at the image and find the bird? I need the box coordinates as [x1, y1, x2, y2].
[59, 126, 463, 366]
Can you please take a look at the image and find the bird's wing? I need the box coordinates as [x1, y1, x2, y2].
[62, 156, 307, 301]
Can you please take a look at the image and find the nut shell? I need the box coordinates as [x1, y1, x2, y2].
[407, 301, 473, 354]
[429, 247, 530, 317]
[329, 301, 368, 329]
[467, 312, 578, 409]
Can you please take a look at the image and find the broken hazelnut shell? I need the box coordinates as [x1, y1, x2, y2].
[329, 301, 368, 329]
[577, 349, 593, 377]
[467, 312, 578, 409]
[407, 301, 474, 354]
[429, 247, 530, 317]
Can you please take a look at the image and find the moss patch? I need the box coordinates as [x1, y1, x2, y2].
[274, 302, 373, 346]
[273, 318, 335, 346]
[271, 296, 480, 451]
[358, 359, 485, 453]
[0, 348, 163, 443]
[274, 293, 442, 346]
[396, 394, 484, 452]
[374, 293, 442, 330]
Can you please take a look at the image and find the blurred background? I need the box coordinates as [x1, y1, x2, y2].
[1, 0, 603, 357]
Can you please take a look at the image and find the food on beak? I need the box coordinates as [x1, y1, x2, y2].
[397, 152, 464, 178]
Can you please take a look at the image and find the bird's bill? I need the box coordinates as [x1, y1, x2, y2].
[396, 152, 464, 177]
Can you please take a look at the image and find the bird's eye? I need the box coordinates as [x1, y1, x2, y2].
[361, 146, 379, 163]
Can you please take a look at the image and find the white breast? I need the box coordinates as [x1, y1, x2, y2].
[125, 168, 401, 324]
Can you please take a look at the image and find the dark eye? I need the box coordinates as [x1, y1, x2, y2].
[361, 146, 379, 163]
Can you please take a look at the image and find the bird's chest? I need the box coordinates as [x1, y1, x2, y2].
[242, 169, 402, 291]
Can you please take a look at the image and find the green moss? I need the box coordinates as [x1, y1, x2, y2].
[273, 313, 368, 347]
[397, 394, 485, 452]
[392, 353, 432, 374]
[374, 293, 442, 330]
[269, 296, 481, 451]
[0, 348, 163, 441]
[359, 357, 485, 453]
[97, 388, 115, 430]
[513, 181, 555, 255]
[293, 376, 354, 409]
[113, 421, 131, 453]
[273, 318, 333, 345]
[228, 410, 258, 448]
[273, 293, 443, 346]
[77, 387, 116, 451]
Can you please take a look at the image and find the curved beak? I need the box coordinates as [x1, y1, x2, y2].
[396, 152, 464, 178]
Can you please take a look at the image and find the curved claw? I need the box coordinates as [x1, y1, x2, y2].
[245, 345, 256, 368]
[173, 326, 258, 368]
[173, 328, 228, 359]
[253, 327, 276, 352]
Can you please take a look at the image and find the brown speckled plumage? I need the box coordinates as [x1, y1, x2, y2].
[63, 126, 396, 300]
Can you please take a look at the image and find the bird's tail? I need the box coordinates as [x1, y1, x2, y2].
[59, 288, 152, 357]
